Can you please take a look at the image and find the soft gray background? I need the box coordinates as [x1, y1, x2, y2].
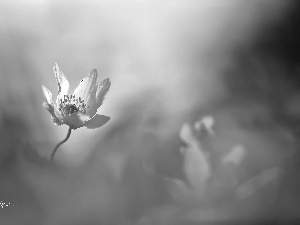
[0, 0, 299, 224]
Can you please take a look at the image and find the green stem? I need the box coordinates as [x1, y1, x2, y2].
[50, 126, 72, 161]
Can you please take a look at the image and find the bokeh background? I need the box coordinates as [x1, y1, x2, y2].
[1, 0, 300, 224]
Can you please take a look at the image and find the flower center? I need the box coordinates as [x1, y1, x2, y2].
[58, 95, 86, 116]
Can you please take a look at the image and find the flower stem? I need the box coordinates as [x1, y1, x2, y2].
[50, 126, 72, 161]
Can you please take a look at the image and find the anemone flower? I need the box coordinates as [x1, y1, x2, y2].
[42, 63, 111, 160]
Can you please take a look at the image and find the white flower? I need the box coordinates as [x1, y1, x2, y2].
[42, 63, 111, 129]
[180, 123, 211, 193]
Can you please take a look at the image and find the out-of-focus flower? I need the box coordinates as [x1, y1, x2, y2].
[221, 145, 246, 166]
[236, 167, 282, 200]
[42, 63, 111, 129]
[180, 122, 211, 193]
[194, 116, 214, 136]
[167, 116, 282, 216]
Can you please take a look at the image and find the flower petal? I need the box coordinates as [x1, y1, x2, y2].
[96, 78, 111, 107]
[84, 114, 110, 129]
[53, 63, 70, 105]
[180, 123, 210, 191]
[42, 85, 63, 125]
[194, 116, 214, 136]
[222, 145, 246, 166]
[63, 113, 91, 129]
[236, 167, 281, 200]
[42, 102, 61, 125]
[86, 78, 111, 117]
[42, 85, 53, 105]
[180, 123, 194, 145]
[73, 69, 98, 115]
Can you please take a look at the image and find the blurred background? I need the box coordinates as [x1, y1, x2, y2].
[0, 0, 300, 224]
